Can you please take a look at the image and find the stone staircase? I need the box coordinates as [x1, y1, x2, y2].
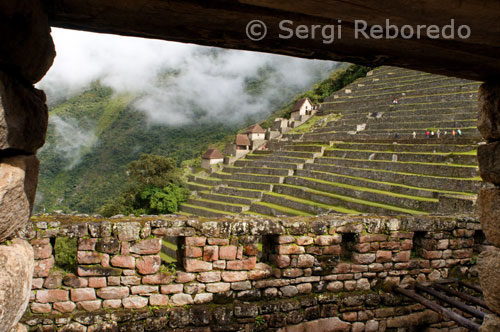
[180, 66, 481, 217]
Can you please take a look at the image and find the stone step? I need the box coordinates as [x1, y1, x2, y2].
[273, 150, 318, 159]
[328, 82, 479, 106]
[335, 111, 476, 126]
[282, 144, 325, 152]
[331, 142, 477, 153]
[220, 172, 284, 184]
[257, 155, 311, 164]
[188, 177, 222, 186]
[295, 169, 439, 199]
[234, 159, 302, 170]
[321, 99, 476, 114]
[222, 179, 273, 191]
[284, 176, 437, 212]
[315, 156, 478, 178]
[261, 193, 330, 216]
[315, 120, 477, 134]
[212, 186, 263, 199]
[223, 166, 293, 176]
[179, 204, 235, 218]
[187, 198, 248, 213]
[187, 182, 211, 192]
[303, 129, 480, 143]
[353, 77, 475, 93]
[304, 163, 480, 193]
[273, 184, 421, 216]
[323, 149, 477, 165]
[199, 191, 255, 205]
[249, 202, 311, 217]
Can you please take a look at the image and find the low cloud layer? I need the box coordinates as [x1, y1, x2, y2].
[39, 28, 338, 126]
[49, 115, 97, 170]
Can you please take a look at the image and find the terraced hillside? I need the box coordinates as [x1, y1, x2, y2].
[181, 66, 482, 217]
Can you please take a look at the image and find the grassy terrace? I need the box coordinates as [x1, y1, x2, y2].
[295, 175, 437, 203]
[303, 168, 475, 197]
[184, 66, 479, 218]
[265, 191, 360, 214]
[317, 156, 478, 169]
[277, 183, 427, 215]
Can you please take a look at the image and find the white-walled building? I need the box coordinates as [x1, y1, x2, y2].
[201, 147, 224, 169]
[290, 98, 314, 120]
[243, 124, 266, 141]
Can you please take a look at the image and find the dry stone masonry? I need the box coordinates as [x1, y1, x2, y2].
[477, 82, 500, 331]
[0, 1, 55, 331]
[19, 214, 483, 331]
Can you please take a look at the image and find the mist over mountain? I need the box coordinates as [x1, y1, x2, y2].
[35, 29, 338, 213]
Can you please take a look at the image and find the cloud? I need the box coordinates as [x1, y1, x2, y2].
[48, 115, 97, 169]
[38, 28, 338, 126]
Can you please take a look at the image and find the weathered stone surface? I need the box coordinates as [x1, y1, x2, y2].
[136, 255, 161, 275]
[0, 0, 55, 83]
[478, 249, 500, 314]
[478, 82, 500, 140]
[170, 293, 193, 306]
[478, 187, 500, 247]
[129, 238, 161, 255]
[478, 142, 500, 184]
[0, 239, 34, 332]
[480, 314, 500, 332]
[122, 296, 148, 309]
[0, 155, 39, 242]
[0, 72, 48, 153]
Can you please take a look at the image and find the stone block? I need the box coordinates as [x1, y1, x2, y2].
[0, 156, 39, 242]
[170, 293, 193, 306]
[478, 187, 500, 247]
[185, 236, 206, 246]
[222, 271, 247, 282]
[149, 294, 169, 306]
[219, 245, 237, 260]
[77, 251, 102, 264]
[71, 288, 96, 302]
[142, 272, 175, 285]
[160, 284, 183, 294]
[136, 255, 161, 275]
[53, 301, 76, 313]
[113, 222, 140, 241]
[206, 282, 231, 293]
[478, 142, 500, 184]
[110, 255, 135, 269]
[36, 289, 69, 303]
[63, 274, 88, 288]
[197, 271, 221, 283]
[184, 258, 212, 272]
[278, 244, 305, 255]
[478, 82, 500, 140]
[0, 239, 34, 331]
[88, 277, 107, 288]
[478, 249, 500, 314]
[122, 296, 148, 309]
[203, 245, 219, 261]
[129, 238, 161, 255]
[96, 287, 129, 300]
[0, 71, 48, 154]
[77, 300, 102, 312]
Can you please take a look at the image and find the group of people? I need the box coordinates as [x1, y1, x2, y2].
[410, 129, 462, 139]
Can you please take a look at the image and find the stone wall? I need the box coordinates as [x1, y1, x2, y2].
[20, 214, 482, 331]
[476, 82, 500, 330]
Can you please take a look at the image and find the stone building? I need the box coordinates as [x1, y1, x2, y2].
[234, 134, 251, 150]
[243, 124, 266, 141]
[201, 147, 224, 169]
[290, 98, 314, 121]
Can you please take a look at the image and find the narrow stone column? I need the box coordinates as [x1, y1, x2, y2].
[477, 82, 500, 331]
[0, 1, 55, 331]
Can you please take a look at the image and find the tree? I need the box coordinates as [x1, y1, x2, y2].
[99, 154, 189, 217]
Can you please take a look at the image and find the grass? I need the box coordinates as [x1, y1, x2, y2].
[180, 203, 237, 216]
[278, 183, 427, 215]
[318, 156, 478, 168]
[303, 169, 476, 196]
[312, 162, 480, 181]
[326, 147, 477, 157]
[296, 175, 438, 202]
[265, 191, 360, 214]
[251, 201, 313, 216]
